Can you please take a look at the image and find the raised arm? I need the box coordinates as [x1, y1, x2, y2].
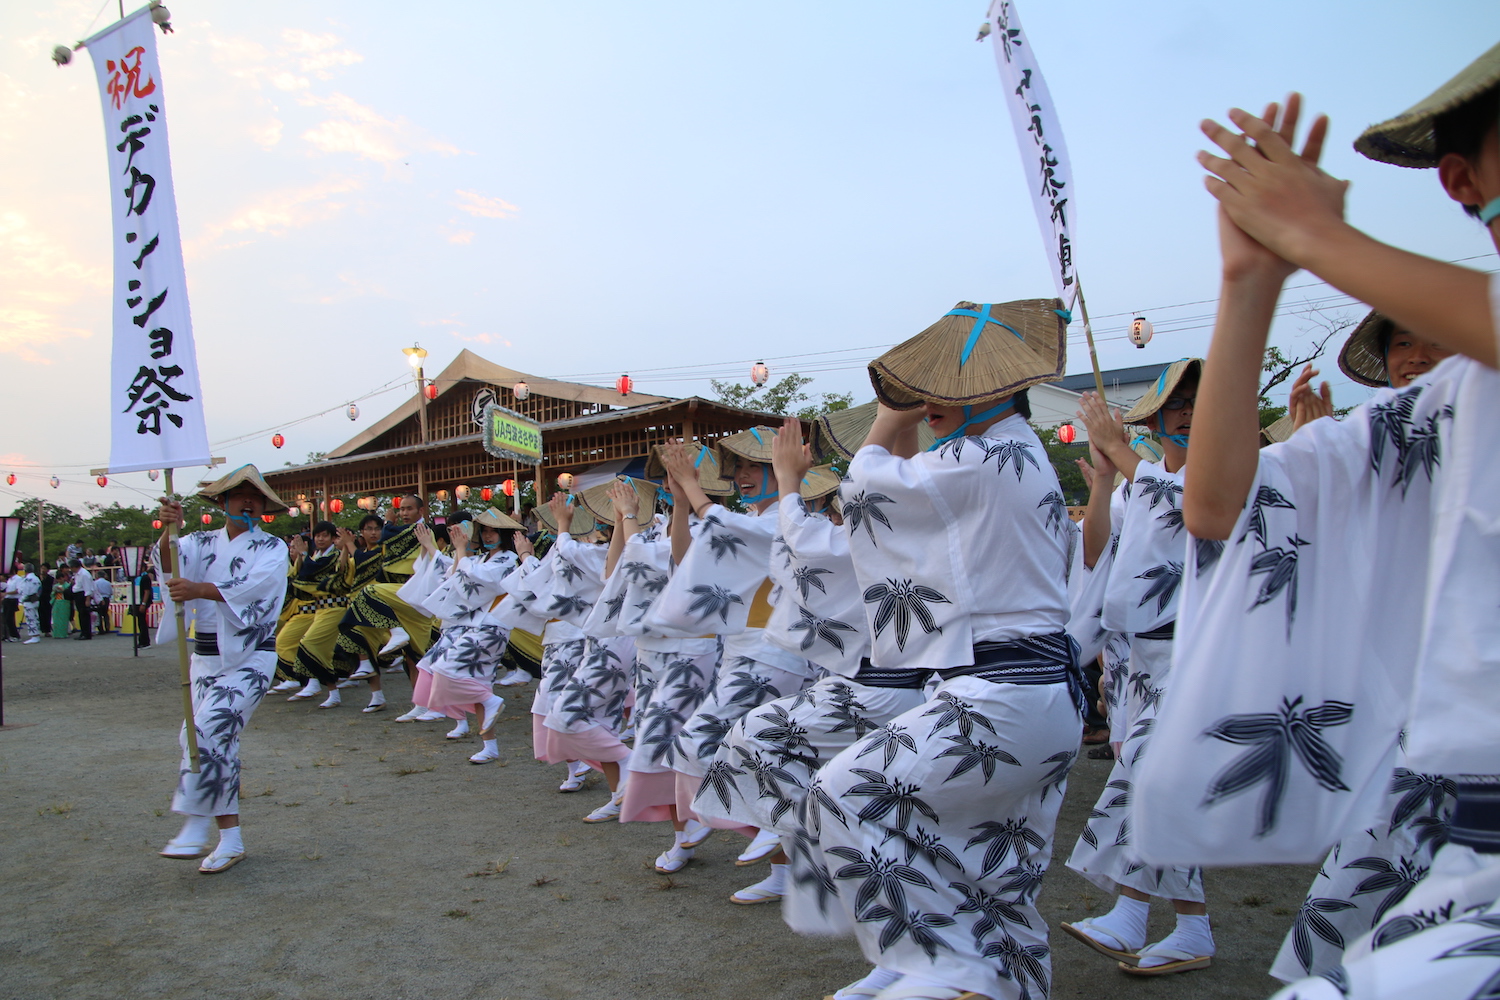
[602, 480, 639, 578]
[862, 403, 924, 457]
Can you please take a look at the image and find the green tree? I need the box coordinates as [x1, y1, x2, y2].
[711, 373, 855, 423]
[1034, 425, 1089, 506]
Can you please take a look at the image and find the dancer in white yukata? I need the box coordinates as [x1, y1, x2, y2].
[153, 465, 289, 874]
[649, 431, 815, 875]
[414, 508, 525, 764]
[1133, 74, 1500, 1000]
[695, 423, 931, 906]
[784, 299, 1081, 1000]
[17, 564, 41, 643]
[601, 447, 731, 867]
[1059, 359, 1216, 976]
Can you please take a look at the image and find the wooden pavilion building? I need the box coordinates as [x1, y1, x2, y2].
[262, 350, 774, 511]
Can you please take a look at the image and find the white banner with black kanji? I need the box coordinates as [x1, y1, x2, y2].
[87, 7, 211, 474]
[986, 0, 1078, 307]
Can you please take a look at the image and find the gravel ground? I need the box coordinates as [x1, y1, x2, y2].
[0, 634, 1319, 1000]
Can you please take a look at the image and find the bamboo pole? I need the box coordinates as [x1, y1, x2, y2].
[160, 469, 200, 772]
[1072, 279, 1107, 400]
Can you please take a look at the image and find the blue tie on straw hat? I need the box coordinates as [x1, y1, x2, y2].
[1122, 358, 1203, 449]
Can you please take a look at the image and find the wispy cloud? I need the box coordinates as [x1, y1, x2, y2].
[452, 331, 512, 347]
[300, 92, 462, 163]
[453, 190, 519, 219]
[185, 175, 364, 257]
[0, 211, 106, 361]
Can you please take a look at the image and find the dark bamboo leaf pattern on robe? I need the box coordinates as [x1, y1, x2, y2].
[843, 491, 897, 546]
[845, 768, 940, 830]
[828, 845, 937, 915]
[823, 685, 877, 740]
[1195, 537, 1225, 573]
[789, 605, 858, 653]
[707, 533, 748, 562]
[1395, 406, 1454, 497]
[966, 817, 1046, 877]
[696, 759, 745, 811]
[857, 904, 956, 958]
[1239, 485, 1297, 548]
[1038, 749, 1076, 802]
[983, 934, 1051, 1000]
[1136, 561, 1184, 615]
[1387, 769, 1456, 833]
[981, 439, 1041, 481]
[1370, 902, 1455, 950]
[1157, 506, 1186, 537]
[1288, 895, 1360, 973]
[1136, 476, 1183, 509]
[547, 594, 593, 618]
[1345, 855, 1428, 924]
[936, 733, 1020, 784]
[725, 670, 780, 707]
[856, 723, 918, 768]
[601, 592, 626, 622]
[996, 862, 1046, 902]
[950, 879, 1032, 940]
[792, 565, 834, 601]
[1038, 491, 1067, 536]
[1368, 384, 1422, 476]
[922, 692, 998, 740]
[732, 747, 801, 822]
[690, 712, 737, 759]
[752, 704, 816, 763]
[555, 560, 585, 585]
[1201, 696, 1354, 836]
[687, 585, 743, 623]
[1432, 931, 1500, 1000]
[882, 825, 964, 870]
[1248, 535, 1311, 638]
[864, 578, 950, 651]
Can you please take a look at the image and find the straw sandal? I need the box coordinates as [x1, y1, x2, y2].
[1060, 919, 1142, 964]
[1119, 945, 1212, 976]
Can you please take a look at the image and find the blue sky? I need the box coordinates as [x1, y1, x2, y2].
[3, 0, 1497, 511]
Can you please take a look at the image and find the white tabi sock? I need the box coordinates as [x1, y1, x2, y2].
[845, 967, 901, 993]
[567, 760, 590, 777]
[367, 690, 386, 708]
[481, 738, 498, 754]
[1138, 912, 1215, 968]
[297, 679, 321, 696]
[175, 815, 213, 846]
[1084, 894, 1150, 953]
[215, 825, 244, 856]
[319, 689, 341, 708]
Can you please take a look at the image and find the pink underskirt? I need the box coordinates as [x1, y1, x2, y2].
[427, 672, 490, 713]
[620, 770, 677, 824]
[542, 723, 630, 765]
[412, 670, 464, 720]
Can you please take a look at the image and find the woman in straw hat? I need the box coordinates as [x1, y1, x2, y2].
[594, 453, 726, 866]
[153, 465, 291, 874]
[1135, 64, 1500, 999]
[1056, 360, 1217, 977]
[782, 300, 1082, 1000]
[648, 433, 816, 875]
[409, 507, 526, 764]
[693, 418, 932, 909]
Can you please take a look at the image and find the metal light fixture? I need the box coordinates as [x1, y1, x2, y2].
[403, 344, 428, 369]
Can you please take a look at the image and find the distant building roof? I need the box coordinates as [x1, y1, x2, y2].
[1056, 362, 1171, 393]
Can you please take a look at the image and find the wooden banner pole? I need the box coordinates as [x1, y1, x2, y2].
[160, 468, 200, 772]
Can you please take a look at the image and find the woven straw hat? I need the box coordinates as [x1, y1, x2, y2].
[795, 465, 842, 502]
[868, 299, 1067, 409]
[1338, 310, 1394, 387]
[577, 476, 659, 525]
[1122, 358, 1203, 425]
[1356, 41, 1500, 167]
[197, 464, 289, 513]
[811, 401, 937, 459]
[713, 425, 780, 477]
[533, 498, 597, 536]
[644, 442, 735, 496]
[474, 507, 526, 532]
[1260, 414, 1295, 445]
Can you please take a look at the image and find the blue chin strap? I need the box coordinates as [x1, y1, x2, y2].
[739, 464, 778, 505]
[1155, 412, 1189, 448]
[1480, 197, 1500, 226]
[927, 398, 1016, 450]
[224, 512, 259, 530]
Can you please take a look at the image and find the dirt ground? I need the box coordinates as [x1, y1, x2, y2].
[0, 635, 1320, 1000]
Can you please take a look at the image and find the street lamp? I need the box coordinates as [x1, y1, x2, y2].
[403, 343, 431, 445]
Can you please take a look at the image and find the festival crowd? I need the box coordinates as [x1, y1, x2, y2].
[88, 49, 1500, 1000]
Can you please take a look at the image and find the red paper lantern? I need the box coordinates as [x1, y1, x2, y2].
[480, 487, 493, 502]
[261, 514, 276, 523]
[4, 474, 13, 486]
[201, 513, 213, 524]
[615, 374, 632, 396]
[1056, 424, 1077, 445]
[424, 383, 439, 401]
[96, 475, 108, 487]
[152, 519, 163, 530]
[502, 480, 516, 498]
[271, 433, 285, 449]
[328, 498, 344, 514]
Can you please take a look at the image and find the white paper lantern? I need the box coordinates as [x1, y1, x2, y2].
[1129, 316, 1154, 349]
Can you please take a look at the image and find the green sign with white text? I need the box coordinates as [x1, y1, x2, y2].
[482, 404, 543, 465]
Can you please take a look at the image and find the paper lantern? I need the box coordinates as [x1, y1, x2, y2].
[148, 469, 160, 481]
[328, 498, 344, 514]
[298, 501, 311, 515]
[502, 480, 516, 498]
[296, 493, 306, 501]
[152, 519, 163, 530]
[201, 513, 213, 524]
[615, 375, 632, 396]
[513, 381, 529, 402]
[455, 485, 470, 502]
[480, 487, 493, 502]
[4, 474, 13, 486]
[49, 476, 60, 489]
[261, 514, 276, 523]
[96, 476, 108, 487]
[1056, 424, 1076, 445]
[556, 473, 575, 491]
[272, 433, 285, 449]
[1129, 317, 1153, 349]
[436, 489, 449, 501]
[751, 361, 769, 386]
[424, 384, 439, 401]
[347, 404, 360, 421]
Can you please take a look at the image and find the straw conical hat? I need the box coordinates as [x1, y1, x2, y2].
[1338, 310, 1394, 387]
[1356, 41, 1500, 167]
[1122, 359, 1203, 425]
[794, 464, 842, 502]
[713, 426, 780, 477]
[578, 477, 659, 525]
[644, 442, 735, 496]
[811, 401, 937, 459]
[1260, 414, 1296, 445]
[533, 498, 596, 536]
[869, 299, 1067, 409]
[474, 507, 526, 532]
[197, 464, 289, 513]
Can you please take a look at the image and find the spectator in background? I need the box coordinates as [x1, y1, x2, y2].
[18, 564, 41, 644]
[93, 571, 114, 635]
[65, 541, 82, 563]
[37, 565, 53, 628]
[51, 568, 73, 639]
[70, 559, 93, 640]
[2, 572, 19, 641]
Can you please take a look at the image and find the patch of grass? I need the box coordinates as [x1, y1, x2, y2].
[601, 895, 619, 902]
[444, 909, 470, 919]
[37, 802, 73, 816]
[467, 860, 510, 878]
[394, 765, 437, 776]
[556, 834, 572, 847]
[1272, 906, 1293, 916]
[553, 893, 570, 902]
[532, 876, 557, 887]
[656, 876, 677, 891]
[1241, 895, 1268, 907]
[282, 801, 303, 808]
[153, 808, 164, 817]
[257, 788, 276, 797]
